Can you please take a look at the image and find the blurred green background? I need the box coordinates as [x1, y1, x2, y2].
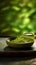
[0, 0, 36, 36]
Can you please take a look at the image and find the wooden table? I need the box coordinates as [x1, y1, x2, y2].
[0, 57, 36, 65]
[0, 38, 36, 65]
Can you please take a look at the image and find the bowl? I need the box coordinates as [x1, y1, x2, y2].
[6, 35, 34, 48]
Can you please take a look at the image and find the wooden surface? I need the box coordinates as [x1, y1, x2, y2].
[0, 57, 36, 65]
[0, 38, 36, 65]
[0, 38, 36, 57]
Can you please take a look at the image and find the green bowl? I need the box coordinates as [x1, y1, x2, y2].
[6, 37, 34, 48]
